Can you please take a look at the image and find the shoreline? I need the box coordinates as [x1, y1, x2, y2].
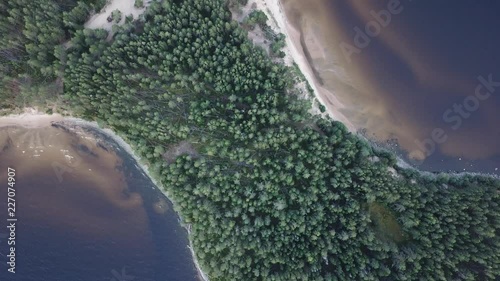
[2, 2, 497, 279]
[1, 105, 496, 281]
[256, 0, 356, 131]
[252, 1, 496, 177]
[0, 108, 65, 128]
[0, 110, 210, 281]
[1, 114, 497, 281]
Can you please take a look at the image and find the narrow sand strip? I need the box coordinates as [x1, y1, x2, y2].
[255, 0, 356, 131]
[0, 108, 64, 128]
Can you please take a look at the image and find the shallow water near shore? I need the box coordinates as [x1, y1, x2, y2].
[0, 123, 200, 281]
[281, 0, 500, 175]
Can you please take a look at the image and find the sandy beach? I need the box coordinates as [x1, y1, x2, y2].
[1, 4, 354, 279]
[84, 0, 354, 131]
[254, 0, 356, 131]
[0, 108, 65, 129]
[3, 1, 499, 279]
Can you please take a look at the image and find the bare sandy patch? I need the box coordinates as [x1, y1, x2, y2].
[0, 108, 64, 129]
[84, 0, 151, 32]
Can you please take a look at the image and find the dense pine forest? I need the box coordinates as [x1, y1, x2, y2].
[1, 0, 499, 280]
[0, 0, 107, 109]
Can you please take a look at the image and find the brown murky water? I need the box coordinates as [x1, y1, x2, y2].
[281, 0, 500, 174]
[0, 123, 199, 281]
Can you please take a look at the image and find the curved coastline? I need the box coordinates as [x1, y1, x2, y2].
[259, 0, 500, 178]
[0, 2, 336, 279]
[0, 109, 210, 281]
[257, 0, 356, 131]
[1, 1, 498, 279]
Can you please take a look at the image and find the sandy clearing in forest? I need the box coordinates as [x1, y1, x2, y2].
[253, 0, 355, 131]
[84, 0, 150, 31]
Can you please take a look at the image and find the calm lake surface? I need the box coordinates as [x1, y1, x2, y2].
[281, 0, 500, 175]
[0, 123, 200, 281]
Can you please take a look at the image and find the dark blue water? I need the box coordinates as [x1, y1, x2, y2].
[282, 0, 500, 176]
[0, 124, 200, 281]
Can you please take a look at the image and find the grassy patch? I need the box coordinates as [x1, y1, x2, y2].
[368, 202, 407, 243]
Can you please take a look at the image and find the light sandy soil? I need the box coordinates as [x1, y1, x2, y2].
[253, 0, 355, 131]
[84, 0, 150, 31]
[0, 108, 64, 128]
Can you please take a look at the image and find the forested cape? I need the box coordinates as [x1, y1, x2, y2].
[1, 0, 499, 280]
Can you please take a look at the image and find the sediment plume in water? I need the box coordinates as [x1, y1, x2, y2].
[281, 0, 500, 173]
[0, 122, 200, 281]
[0, 124, 153, 246]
